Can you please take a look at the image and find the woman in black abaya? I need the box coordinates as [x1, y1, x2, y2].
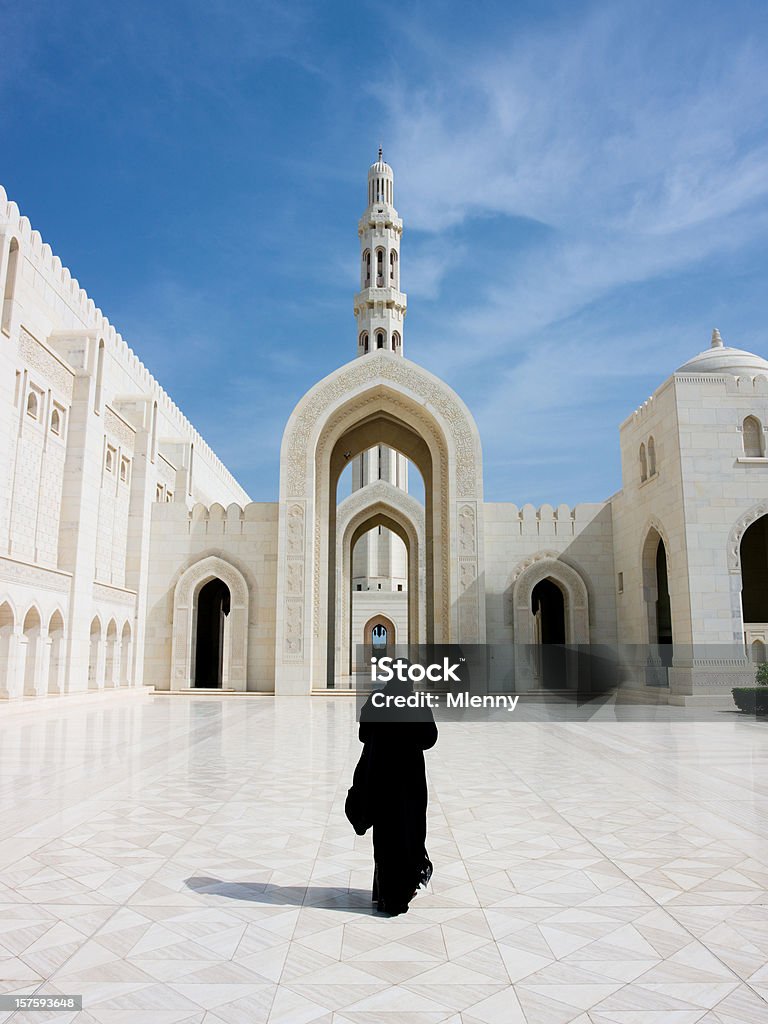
[347, 668, 438, 916]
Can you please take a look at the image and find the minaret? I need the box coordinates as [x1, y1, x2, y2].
[353, 148, 407, 356]
[351, 152, 408, 594]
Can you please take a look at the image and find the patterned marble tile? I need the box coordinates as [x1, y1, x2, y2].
[0, 697, 766, 1024]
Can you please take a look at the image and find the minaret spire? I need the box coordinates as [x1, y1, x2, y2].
[350, 154, 409, 596]
[353, 151, 407, 358]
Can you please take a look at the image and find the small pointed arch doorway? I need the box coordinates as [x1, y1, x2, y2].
[510, 555, 590, 692]
[641, 525, 673, 685]
[641, 527, 673, 647]
[171, 555, 249, 690]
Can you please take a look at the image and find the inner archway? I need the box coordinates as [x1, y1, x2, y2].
[363, 613, 397, 659]
[371, 623, 389, 648]
[336, 481, 425, 681]
[348, 522, 410, 679]
[194, 578, 231, 688]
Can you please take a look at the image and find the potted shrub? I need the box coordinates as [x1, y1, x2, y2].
[732, 662, 768, 714]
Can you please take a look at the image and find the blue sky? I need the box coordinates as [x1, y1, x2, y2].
[2, 0, 768, 504]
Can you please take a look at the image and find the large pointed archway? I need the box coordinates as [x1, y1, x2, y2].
[275, 352, 485, 693]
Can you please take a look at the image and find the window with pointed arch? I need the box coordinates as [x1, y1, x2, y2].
[50, 406, 62, 436]
[376, 331, 385, 350]
[390, 249, 398, 285]
[639, 442, 647, 482]
[392, 331, 401, 351]
[363, 250, 371, 287]
[743, 416, 763, 457]
[26, 389, 40, 420]
[648, 436, 657, 476]
[376, 248, 384, 286]
[359, 331, 369, 353]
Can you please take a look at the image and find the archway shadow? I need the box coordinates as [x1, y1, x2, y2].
[185, 876, 373, 914]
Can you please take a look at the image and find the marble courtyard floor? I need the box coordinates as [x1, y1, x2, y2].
[0, 693, 766, 1024]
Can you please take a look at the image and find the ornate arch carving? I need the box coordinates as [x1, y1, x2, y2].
[275, 353, 485, 693]
[171, 555, 249, 691]
[727, 501, 768, 571]
[639, 515, 671, 567]
[283, 352, 482, 499]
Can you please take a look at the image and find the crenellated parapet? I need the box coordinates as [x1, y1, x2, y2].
[487, 502, 607, 537]
[186, 501, 277, 532]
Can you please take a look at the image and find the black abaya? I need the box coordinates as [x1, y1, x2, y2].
[355, 680, 438, 915]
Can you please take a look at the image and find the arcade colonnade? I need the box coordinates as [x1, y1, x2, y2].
[0, 599, 133, 698]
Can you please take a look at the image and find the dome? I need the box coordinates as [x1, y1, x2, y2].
[367, 148, 394, 207]
[676, 330, 768, 376]
[368, 148, 393, 178]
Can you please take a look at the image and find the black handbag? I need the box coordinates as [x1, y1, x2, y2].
[345, 745, 373, 835]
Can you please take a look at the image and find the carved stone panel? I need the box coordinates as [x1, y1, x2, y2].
[19, 328, 75, 401]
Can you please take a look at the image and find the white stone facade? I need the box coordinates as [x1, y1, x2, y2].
[0, 186, 248, 699]
[2, 163, 766, 706]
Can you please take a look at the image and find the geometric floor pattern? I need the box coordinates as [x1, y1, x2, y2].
[0, 692, 766, 1023]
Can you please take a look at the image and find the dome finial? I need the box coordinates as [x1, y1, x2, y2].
[711, 328, 723, 349]
[378, 144, 383, 162]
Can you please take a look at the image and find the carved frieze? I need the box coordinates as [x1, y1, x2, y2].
[19, 328, 74, 401]
[93, 582, 137, 607]
[104, 407, 136, 452]
[0, 556, 70, 593]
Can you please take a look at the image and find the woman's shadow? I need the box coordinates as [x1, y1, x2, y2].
[185, 876, 374, 914]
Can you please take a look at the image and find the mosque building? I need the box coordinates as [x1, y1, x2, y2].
[1, 154, 767, 704]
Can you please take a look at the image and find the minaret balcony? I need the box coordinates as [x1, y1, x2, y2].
[354, 288, 407, 313]
[358, 212, 403, 235]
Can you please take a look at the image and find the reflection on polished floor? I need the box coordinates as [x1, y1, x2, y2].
[0, 693, 766, 1023]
